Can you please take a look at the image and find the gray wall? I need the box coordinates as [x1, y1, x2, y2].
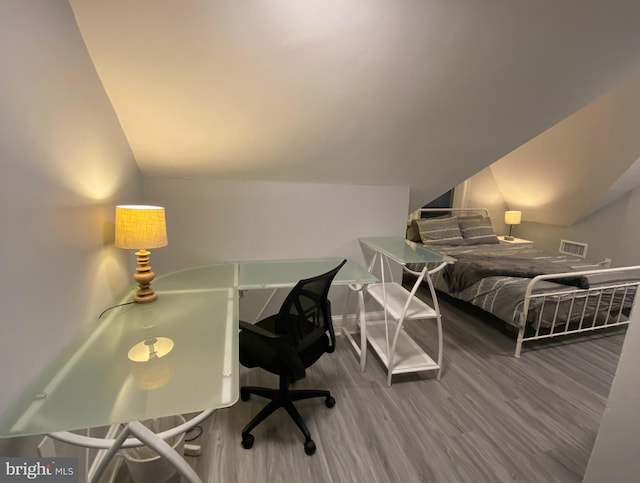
[456, 169, 509, 234]
[0, 1, 141, 454]
[460, 167, 640, 267]
[143, 177, 409, 320]
[515, 186, 640, 267]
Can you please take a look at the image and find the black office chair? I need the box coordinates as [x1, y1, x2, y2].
[238, 259, 347, 455]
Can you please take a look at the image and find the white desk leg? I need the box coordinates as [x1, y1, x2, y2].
[90, 422, 202, 483]
[128, 422, 201, 483]
[90, 425, 133, 483]
[343, 284, 368, 372]
[88, 424, 121, 482]
[357, 289, 367, 371]
[252, 288, 278, 323]
[341, 285, 352, 331]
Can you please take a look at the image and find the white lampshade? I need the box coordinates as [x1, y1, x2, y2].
[115, 205, 168, 303]
[115, 205, 168, 249]
[504, 211, 522, 225]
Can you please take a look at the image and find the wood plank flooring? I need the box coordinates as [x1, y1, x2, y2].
[116, 284, 625, 483]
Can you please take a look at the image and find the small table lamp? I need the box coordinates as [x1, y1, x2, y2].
[115, 205, 168, 303]
[504, 210, 522, 241]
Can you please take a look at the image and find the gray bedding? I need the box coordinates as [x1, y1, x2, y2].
[441, 252, 590, 293]
[410, 243, 638, 331]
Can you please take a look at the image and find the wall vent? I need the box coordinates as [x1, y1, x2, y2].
[559, 239, 588, 258]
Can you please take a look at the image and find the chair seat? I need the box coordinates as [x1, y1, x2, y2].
[239, 314, 329, 377]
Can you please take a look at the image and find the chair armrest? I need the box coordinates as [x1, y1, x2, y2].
[325, 300, 336, 353]
[239, 320, 282, 339]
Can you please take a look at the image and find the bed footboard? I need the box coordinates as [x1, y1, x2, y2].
[515, 266, 640, 357]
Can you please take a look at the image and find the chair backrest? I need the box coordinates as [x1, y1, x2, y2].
[274, 259, 347, 354]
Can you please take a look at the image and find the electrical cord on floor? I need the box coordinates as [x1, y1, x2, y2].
[98, 301, 136, 319]
[184, 425, 203, 442]
[184, 426, 204, 457]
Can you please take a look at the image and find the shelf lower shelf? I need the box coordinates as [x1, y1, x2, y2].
[365, 321, 439, 375]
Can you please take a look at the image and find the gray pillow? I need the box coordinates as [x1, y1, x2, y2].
[406, 220, 422, 242]
[416, 217, 464, 245]
[458, 217, 499, 244]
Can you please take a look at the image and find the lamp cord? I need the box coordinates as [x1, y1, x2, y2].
[98, 301, 136, 319]
[185, 425, 203, 442]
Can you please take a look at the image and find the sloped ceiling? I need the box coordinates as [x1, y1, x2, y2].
[492, 74, 640, 225]
[69, 0, 640, 212]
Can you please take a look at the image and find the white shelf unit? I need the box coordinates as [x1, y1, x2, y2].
[366, 282, 438, 320]
[357, 237, 452, 386]
[365, 320, 440, 375]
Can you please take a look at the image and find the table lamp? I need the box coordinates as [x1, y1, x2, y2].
[504, 210, 521, 241]
[115, 205, 168, 303]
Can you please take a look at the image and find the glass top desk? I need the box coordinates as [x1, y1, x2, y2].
[151, 258, 376, 291]
[356, 237, 455, 385]
[237, 258, 376, 290]
[360, 236, 456, 265]
[236, 258, 377, 324]
[0, 263, 238, 483]
[0, 258, 375, 482]
[0, 265, 238, 440]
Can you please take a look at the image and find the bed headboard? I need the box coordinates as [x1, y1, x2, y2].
[406, 208, 491, 242]
[413, 207, 490, 218]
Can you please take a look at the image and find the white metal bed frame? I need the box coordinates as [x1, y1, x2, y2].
[516, 267, 640, 357]
[412, 208, 640, 357]
[409, 207, 490, 222]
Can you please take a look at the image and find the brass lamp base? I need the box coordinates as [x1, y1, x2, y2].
[134, 249, 158, 303]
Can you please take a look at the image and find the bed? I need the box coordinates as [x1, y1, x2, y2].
[406, 208, 640, 357]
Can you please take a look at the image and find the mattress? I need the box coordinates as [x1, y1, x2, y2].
[409, 243, 638, 330]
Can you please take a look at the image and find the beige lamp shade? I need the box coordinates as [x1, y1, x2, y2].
[504, 211, 522, 225]
[115, 205, 168, 303]
[115, 205, 168, 249]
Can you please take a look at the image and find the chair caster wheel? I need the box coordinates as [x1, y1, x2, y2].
[304, 439, 316, 455]
[241, 433, 254, 449]
[325, 396, 335, 408]
[240, 388, 251, 401]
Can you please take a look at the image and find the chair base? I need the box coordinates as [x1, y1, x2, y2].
[240, 376, 335, 455]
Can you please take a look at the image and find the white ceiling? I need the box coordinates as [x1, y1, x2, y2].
[69, 0, 640, 216]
